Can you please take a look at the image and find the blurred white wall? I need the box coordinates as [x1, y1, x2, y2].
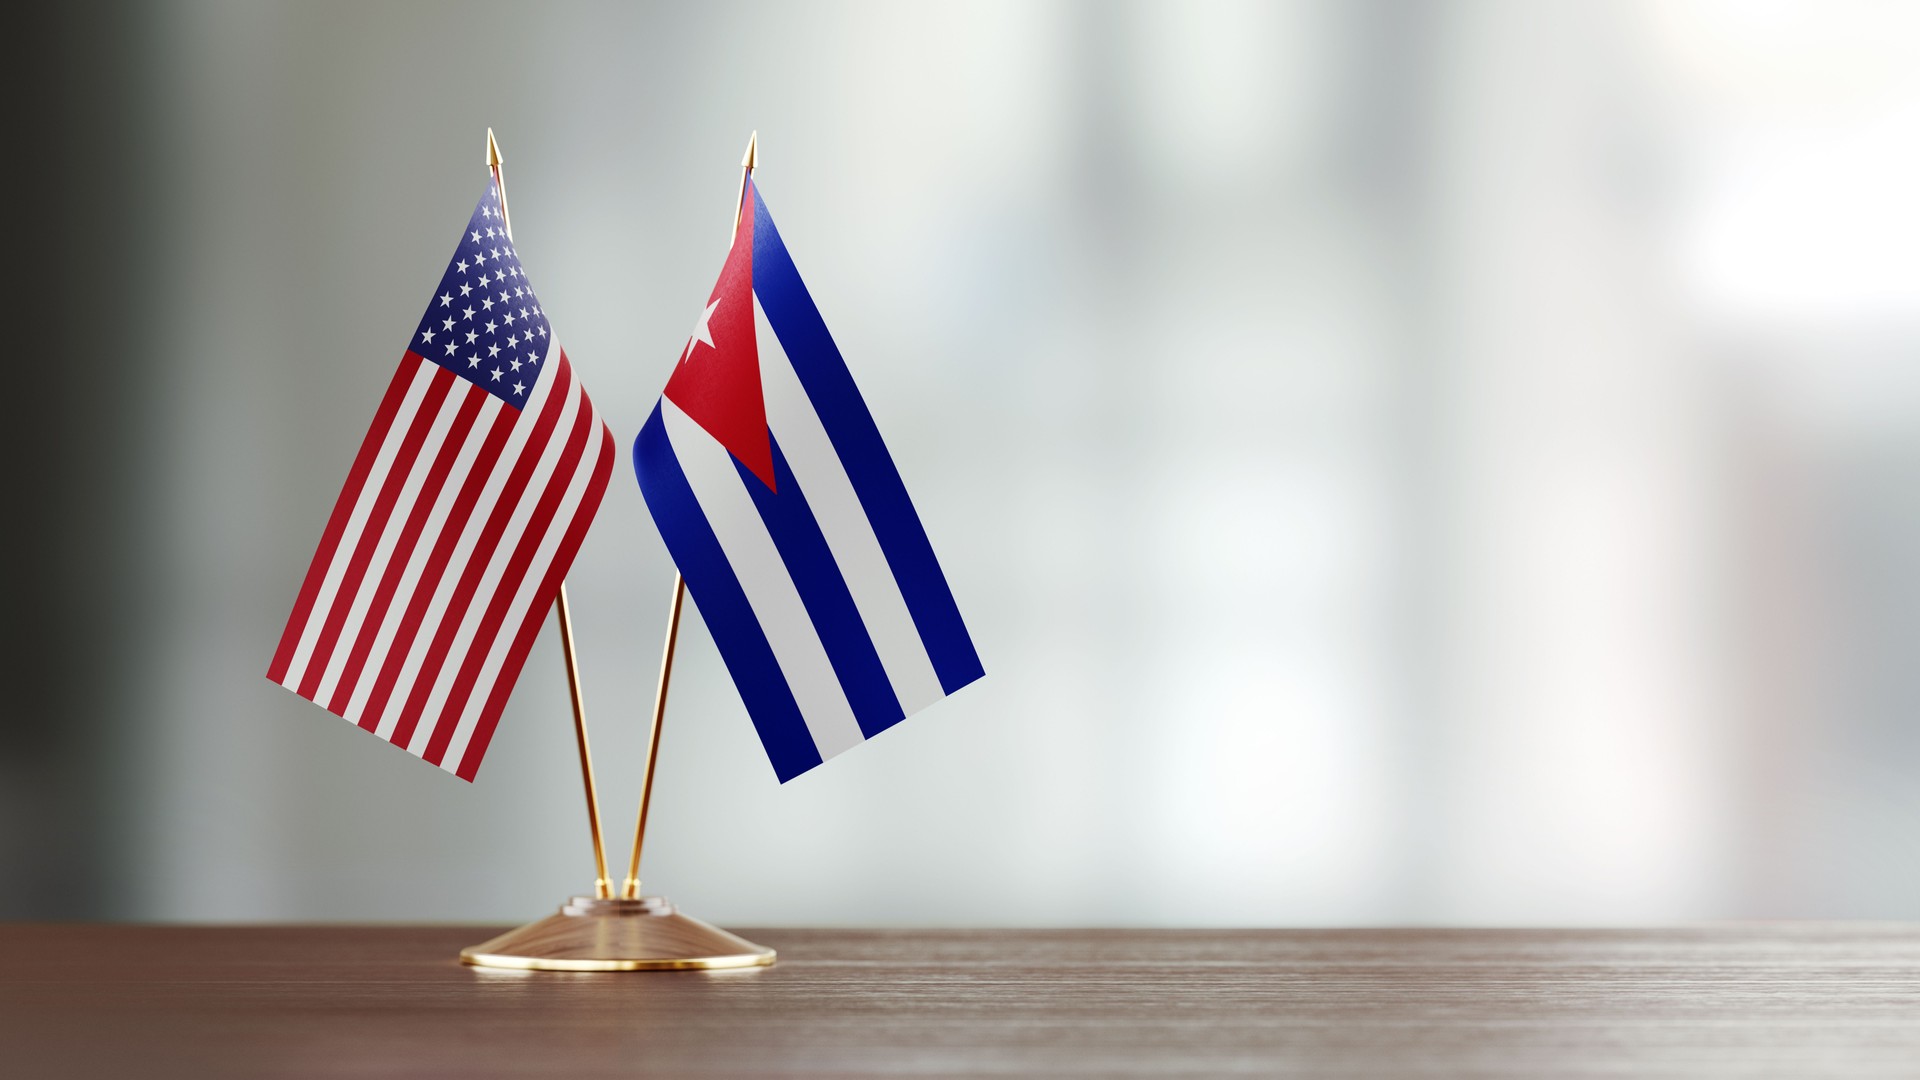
[79, 0, 1920, 924]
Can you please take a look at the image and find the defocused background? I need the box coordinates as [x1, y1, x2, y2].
[8, 0, 1920, 926]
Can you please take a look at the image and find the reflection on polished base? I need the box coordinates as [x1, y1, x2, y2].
[460, 896, 776, 972]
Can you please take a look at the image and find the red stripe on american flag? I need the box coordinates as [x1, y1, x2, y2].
[354, 394, 520, 734]
[267, 358, 419, 685]
[455, 421, 616, 781]
[422, 388, 596, 767]
[295, 366, 458, 702]
[321, 381, 489, 716]
[387, 361, 575, 749]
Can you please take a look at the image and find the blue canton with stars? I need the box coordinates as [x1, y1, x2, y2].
[408, 181, 553, 407]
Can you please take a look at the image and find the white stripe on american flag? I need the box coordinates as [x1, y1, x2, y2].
[278, 362, 438, 691]
[355, 394, 523, 739]
[408, 357, 585, 756]
[372, 343, 567, 743]
[310, 380, 470, 707]
[437, 393, 610, 772]
[337, 388, 505, 721]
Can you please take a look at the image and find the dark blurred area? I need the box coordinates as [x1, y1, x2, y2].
[7, 3, 155, 916]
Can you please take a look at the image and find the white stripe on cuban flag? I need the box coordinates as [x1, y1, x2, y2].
[633, 177, 982, 782]
[754, 298, 949, 718]
[659, 399, 867, 761]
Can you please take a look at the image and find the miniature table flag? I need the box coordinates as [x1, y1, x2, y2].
[268, 181, 616, 780]
[633, 179, 983, 781]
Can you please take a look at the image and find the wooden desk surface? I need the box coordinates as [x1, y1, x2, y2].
[5, 924, 1920, 1078]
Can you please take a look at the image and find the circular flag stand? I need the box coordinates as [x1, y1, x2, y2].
[461, 895, 775, 972]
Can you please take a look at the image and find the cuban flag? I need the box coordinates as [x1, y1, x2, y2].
[633, 178, 983, 781]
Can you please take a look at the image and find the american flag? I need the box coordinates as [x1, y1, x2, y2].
[267, 180, 615, 781]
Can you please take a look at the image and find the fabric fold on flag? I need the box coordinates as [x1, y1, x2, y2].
[268, 181, 615, 781]
[633, 179, 982, 782]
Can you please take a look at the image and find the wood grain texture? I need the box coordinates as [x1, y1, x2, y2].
[4, 924, 1920, 1078]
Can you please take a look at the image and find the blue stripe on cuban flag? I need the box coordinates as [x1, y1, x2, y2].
[635, 404, 824, 780]
[633, 180, 983, 782]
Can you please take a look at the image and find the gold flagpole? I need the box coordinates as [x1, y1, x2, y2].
[488, 127, 612, 901]
[619, 575, 684, 898]
[459, 131, 774, 970]
[619, 130, 756, 901]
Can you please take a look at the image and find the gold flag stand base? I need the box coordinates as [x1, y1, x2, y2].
[460, 896, 776, 972]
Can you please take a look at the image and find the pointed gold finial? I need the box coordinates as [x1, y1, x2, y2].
[730, 131, 758, 246]
[485, 128, 513, 241]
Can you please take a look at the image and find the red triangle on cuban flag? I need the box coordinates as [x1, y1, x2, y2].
[662, 196, 777, 490]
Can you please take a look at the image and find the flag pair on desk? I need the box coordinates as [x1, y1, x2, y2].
[269, 171, 981, 782]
